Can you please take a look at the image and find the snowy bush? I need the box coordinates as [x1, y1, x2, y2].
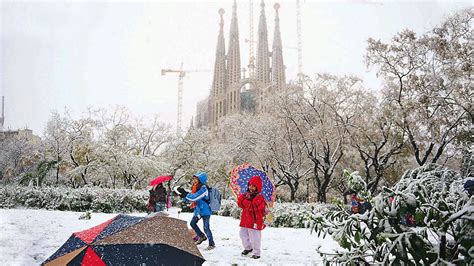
[271, 202, 336, 228]
[0, 185, 148, 213]
[346, 170, 371, 200]
[217, 199, 241, 219]
[215, 198, 336, 228]
[312, 164, 474, 264]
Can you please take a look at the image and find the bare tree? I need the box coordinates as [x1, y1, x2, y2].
[131, 115, 172, 156]
[345, 91, 405, 193]
[267, 75, 359, 203]
[366, 9, 472, 167]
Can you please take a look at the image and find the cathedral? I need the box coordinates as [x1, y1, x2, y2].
[195, 0, 287, 128]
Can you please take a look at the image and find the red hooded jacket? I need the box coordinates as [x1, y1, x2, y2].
[237, 176, 266, 230]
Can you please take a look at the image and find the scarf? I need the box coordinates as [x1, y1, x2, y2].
[247, 189, 258, 200]
[190, 182, 200, 209]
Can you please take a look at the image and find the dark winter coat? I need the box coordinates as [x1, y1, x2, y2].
[154, 185, 167, 203]
[148, 184, 167, 212]
[237, 176, 266, 230]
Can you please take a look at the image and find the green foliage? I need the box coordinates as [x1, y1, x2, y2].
[19, 160, 57, 186]
[312, 164, 474, 264]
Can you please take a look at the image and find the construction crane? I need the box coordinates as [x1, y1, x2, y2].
[248, 0, 255, 78]
[245, 0, 302, 81]
[0, 96, 4, 131]
[244, 38, 297, 50]
[296, 0, 304, 81]
[161, 63, 211, 134]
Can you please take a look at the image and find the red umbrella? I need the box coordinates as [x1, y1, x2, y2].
[150, 175, 173, 186]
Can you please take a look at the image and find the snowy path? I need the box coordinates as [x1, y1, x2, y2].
[0, 208, 338, 265]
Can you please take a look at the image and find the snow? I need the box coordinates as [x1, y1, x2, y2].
[0, 208, 339, 265]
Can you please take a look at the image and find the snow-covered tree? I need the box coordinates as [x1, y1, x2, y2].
[366, 9, 472, 167]
[0, 133, 43, 183]
[258, 94, 312, 202]
[93, 106, 169, 189]
[63, 109, 98, 186]
[159, 127, 232, 193]
[275, 74, 363, 203]
[345, 90, 406, 194]
[43, 111, 70, 184]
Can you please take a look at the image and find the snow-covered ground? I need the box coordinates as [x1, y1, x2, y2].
[0, 208, 339, 265]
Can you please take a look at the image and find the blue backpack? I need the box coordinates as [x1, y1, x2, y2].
[205, 186, 222, 213]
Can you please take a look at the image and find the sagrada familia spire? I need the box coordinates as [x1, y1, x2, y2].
[196, 0, 287, 128]
[271, 3, 286, 90]
[256, 0, 270, 87]
[210, 8, 227, 125]
[227, 1, 241, 116]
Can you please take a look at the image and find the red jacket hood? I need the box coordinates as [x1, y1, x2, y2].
[248, 176, 263, 193]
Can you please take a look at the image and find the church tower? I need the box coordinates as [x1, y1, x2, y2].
[210, 9, 227, 125]
[255, 0, 272, 111]
[226, 0, 241, 115]
[271, 3, 286, 90]
[256, 0, 271, 87]
[196, 1, 289, 129]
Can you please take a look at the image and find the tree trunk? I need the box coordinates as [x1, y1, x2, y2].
[56, 156, 60, 184]
[306, 179, 310, 203]
[439, 225, 448, 260]
[81, 173, 88, 186]
[317, 190, 326, 203]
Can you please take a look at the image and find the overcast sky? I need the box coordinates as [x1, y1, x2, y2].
[1, 0, 471, 136]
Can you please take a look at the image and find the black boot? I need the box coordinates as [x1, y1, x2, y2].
[195, 235, 207, 245]
[241, 249, 253, 256]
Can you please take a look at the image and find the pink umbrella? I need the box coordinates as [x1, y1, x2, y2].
[150, 175, 173, 186]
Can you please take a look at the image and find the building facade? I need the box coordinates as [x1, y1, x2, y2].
[196, 0, 287, 128]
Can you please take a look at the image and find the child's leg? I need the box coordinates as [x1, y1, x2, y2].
[202, 215, 215, 246]
[248, 229, 262, 256]
[190, 216, 205, 237]
[155, 202, 166, 212]
[239, 227, 252, 250]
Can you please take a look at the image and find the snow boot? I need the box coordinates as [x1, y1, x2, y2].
[195, 235, 207, 245]
[241, 249, 253, 256]
[251, 255, 260, 259]
[205, 245, 215, 250]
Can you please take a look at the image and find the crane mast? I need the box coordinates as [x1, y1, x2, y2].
[161, 63, 211, 134]
[296, 0, 303, 81]
[248, 0, 255, 78]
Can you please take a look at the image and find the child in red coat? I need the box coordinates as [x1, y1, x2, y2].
[237, 175, 266, 259]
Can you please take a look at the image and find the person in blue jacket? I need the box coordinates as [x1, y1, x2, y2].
[183, 172, 215, 250]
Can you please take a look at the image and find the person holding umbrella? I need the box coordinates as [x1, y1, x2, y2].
[237, 175, 266, 259]
[148, 183, 167, 212]
[148, 175, 172, 213]
[230, 164, 276, 259]
[179, 172, 216, 250]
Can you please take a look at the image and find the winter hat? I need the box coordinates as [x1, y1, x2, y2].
[193, 172, 208, 185]
[464, 179, 474, 196]
[248, 175, 263, 193]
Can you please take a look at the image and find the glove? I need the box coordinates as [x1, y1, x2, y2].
[177, 187, 188, 198]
